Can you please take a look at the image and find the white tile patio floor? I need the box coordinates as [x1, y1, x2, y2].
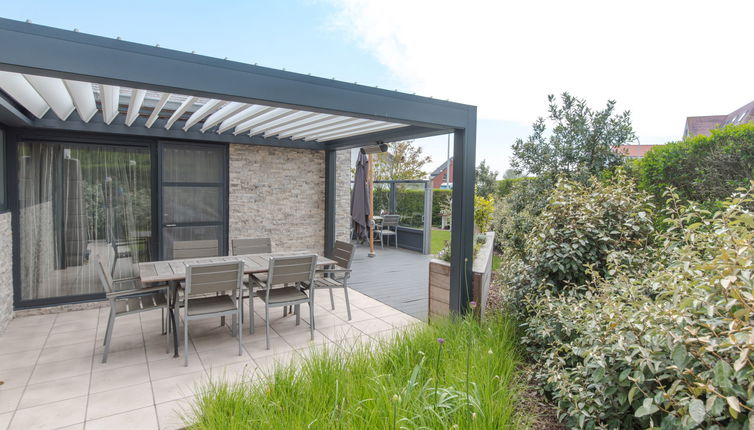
[0, 289, 421, 430]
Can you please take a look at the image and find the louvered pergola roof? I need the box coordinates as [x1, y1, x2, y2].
[0, 18, 473, 151]
[0, 71, 410, 144]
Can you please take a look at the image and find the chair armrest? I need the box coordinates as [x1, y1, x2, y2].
[107, 284, 168, 299]
[111, 276, 142, 283]
[316, 268, 352, 275]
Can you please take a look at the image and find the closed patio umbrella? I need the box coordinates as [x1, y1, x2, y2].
[351, 151, 370, 242]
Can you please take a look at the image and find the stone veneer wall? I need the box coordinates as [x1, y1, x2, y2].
[228, 145, 351, 255]
[0, 211, 13, 333]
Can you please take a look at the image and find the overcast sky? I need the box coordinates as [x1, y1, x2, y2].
[4, 1, 753, 175]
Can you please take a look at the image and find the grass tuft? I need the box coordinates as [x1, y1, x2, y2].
[188, 313, 526, 429]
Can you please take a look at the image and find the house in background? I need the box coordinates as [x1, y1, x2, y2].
[683, 100, 754, 138]
[430, 157, 453, 189]
[614, 144, 659, 159]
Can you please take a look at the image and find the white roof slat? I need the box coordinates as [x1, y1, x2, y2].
[24, 75, 75, 120]
[183, 99, 223, 131]
[100, 84, 120, 124]
[62, 80, 96, 122]
[263, 113, 332, 138]
[315, 122, 406, 142]
[217, 105, 274, 134]
[125, 89, 146, 126]
[280, 116, 362, 140]
[0, 71, 50, 118]
[145, 92, 171, 128]
[200, 101, 246, 132]
[253, 111, 319, 137]
[233, 108, 295, 136]
[292, 118, 373, 141]
[165, 96, 198, 130]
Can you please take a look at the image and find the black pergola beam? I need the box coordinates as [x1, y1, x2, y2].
[28, 113, 324, 150]
[324, 150, 337, 257]
[0, 92, 32, 127]
[0, 18, 471, 129]
[449, 109, 477, 313]
[324, 125, 452, 150]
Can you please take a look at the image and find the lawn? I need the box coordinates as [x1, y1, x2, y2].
[431, 229, 502, 271]
[188, 313, 526, 429]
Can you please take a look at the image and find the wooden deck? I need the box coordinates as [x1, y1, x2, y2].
[348, 243, 431, 320]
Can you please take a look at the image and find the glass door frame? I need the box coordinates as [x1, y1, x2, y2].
[156, 140, 229, 260]
[7, 129, 229, 309]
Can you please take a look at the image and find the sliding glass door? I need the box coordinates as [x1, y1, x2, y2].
[17, 141, 151, 302]
[159, 143, 226, 260]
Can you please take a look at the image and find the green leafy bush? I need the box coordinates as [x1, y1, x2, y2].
[499, 171, 654, 299]
[521, 185, 754, 429]
[374, 187, 452, 227]
[496, 177, 534, 198]
[635, 123, 754, 205]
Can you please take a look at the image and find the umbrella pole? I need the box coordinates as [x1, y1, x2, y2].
[368, 153, 376, 257]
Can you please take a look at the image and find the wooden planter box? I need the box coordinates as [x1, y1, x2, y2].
[428, 231, 495, 319]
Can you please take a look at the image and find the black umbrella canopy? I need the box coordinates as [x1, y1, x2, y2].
[351, 151, 370, 240]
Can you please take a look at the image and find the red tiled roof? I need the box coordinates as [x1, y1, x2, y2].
[615, 144, 659, 158]
[684, 115, 727, 138]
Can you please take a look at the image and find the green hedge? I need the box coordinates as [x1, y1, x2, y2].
[496, 177, 534, 198]
[635, 123, 754, 204]
[372, 188, 452, 227]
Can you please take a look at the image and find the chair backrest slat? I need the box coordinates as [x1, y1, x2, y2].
[231, 238, 271, 256]
[331, 240, 355, 269]
[173, 240, 219, 259]
[382, 215, 400, 227]
[96, 258, 114, 294]
[185, 261, 243, 297]
[267, 255, 317, 287]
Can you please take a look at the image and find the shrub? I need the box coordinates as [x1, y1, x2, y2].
[522, 185, 754, 429]
[635, 123, 754, 205]
[496, 177, 534, 199]
[500, 171, 655, 300]
[474, 195, 495, 232]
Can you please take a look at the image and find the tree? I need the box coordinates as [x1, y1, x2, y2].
[475, 159, 498, 197]
[373, 140, 432, 180]
[502, 168, 523, 179]
[511, 93, 636, 182]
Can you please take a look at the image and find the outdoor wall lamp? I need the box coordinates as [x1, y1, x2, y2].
[360, 142, 388, 154]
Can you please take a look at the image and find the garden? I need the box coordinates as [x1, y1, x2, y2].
[189, 94, 754, 429]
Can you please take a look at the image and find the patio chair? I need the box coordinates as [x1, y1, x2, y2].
[251, 255, 317, 348]
[183, 261, 244, 366]
[173, 239, 219, 259]
[230, 237, 272, 322]
[377, 214, 400, 248]
[310, 240, 355, 325]
[96, 258, 169, 363]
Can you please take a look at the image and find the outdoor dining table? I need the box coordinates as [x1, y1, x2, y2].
[138, 251, 338, 358]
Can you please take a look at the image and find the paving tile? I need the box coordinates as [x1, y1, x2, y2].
[85, 405, 159, 430]
[350, 318, 393, 335]
[254, 351, 295, 375]
[28, 356, 92, 385]
[381, 312, 422, 328]
[0, 387, 24, 414]
[50, 318, 99, 335]
[44, 329, 96, 349]
[9, 395, 87, 430]
[37, 342, 94, 364]
[244, 333, 293, 359]
[280, 330, 330, 350]
[197, 345, 250, 369]
[5, 314, 55, 329]
[0, 412, 12, 430]
[330, 307, 376, 323]
[155, 397, 195, 430]
[95, 318, 142, 342]
[317, 324, 365, 344]
[93, 334, 143, 355]
[147, 355, 204, 382]
[86, 382, 153, 421]
[90, 362, 150, 394]
[0, 337, 47, 354]
[18, 374, 90, 409]
[151, 371, 206, 404]
[361, 304, 405, 319]
[92, 345, 146, 370]
[205, 361, 260, 386]
[0, 350, 41, 371]
[0, 366, 34, 391]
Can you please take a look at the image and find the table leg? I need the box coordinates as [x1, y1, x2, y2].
[170, 281, 179, 358]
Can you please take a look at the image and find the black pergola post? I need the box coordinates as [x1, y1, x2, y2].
[324, 149, 337, 257]
[449, 114, 476, 313]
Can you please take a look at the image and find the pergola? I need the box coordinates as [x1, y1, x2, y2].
[0, 18, 477, 313]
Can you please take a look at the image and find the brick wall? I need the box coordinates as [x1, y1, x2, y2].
[0, 211, 13, 332]
[228, 145, 351, 255]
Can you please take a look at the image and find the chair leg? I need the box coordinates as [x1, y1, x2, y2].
[165, 306, 170, 354]
[249, 291, 255, 335]
[329, 288, 335, 310]
[308, 301, 314, 341]
[295, 304, 300, 326]
[103, 306, 114, 346]
[237, 308, 242, 356]
[265, 306, 270, 350]
[343, 286, 352, 321]
[184, 316, 189, 367]
[102, 309, 117, 363]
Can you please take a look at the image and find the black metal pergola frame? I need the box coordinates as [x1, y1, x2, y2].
[0, 18, 477, 313]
